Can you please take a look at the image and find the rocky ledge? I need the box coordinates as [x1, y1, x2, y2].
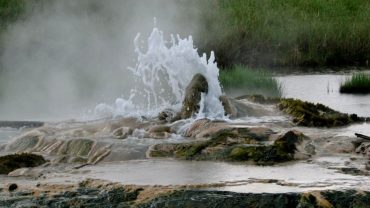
[0, 179, 369, 208]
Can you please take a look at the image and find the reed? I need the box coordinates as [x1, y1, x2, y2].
[199, 0, 370, 68]
[219, 65, 283, 97]
[340, 72, 370, 94]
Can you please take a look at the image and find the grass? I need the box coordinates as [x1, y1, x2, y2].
[340, 72, 370, 94]
[0, 0, 369, 69]
[0, 0, 26, 30]
[198, 0, 370, 68]
[219, 65, 283, 97]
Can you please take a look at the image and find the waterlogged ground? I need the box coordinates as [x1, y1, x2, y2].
[0, 119, 369, 194]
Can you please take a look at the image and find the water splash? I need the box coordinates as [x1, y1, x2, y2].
[95, 27, 225, 119]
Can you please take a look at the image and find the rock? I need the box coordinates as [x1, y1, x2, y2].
[180, 73, 208, 119]
[278, 98, 365, 127]
[158, 109, 177, 122]
[8, 183, 18, 192]
[0, 153, 47, 174]
[140, 190, 370, 208]
[112, 127, 133, 139]
[148, 129, 311, 165]
[219, 95, 237, 117]
[148, 125, 172, 134]
[145, 125, 172, 139]
[5, 130, 44, 152]
[355, 142, 370, 157]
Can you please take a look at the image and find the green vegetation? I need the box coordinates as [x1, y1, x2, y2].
[340, 72, 370, 94]
[0, 0, 26, 29]
[1, 0, 369, 68]
[219, 65, 282, 97]
[149, 129, 307, 165]
[0, 153, 46, 174]
[198, 0, 370, 68]
[278, 98, 365, 127]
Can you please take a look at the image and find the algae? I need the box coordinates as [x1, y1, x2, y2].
[0, 153, 47, 174]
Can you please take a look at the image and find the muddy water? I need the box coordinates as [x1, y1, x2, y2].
[277, 73, 370, 117]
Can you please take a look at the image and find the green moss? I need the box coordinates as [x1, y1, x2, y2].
[174, 142, 208, 159]
[340, 72, 370, 94]
[278, 98, 364, 127]
[149, 130, 306, 165]
[0, 153, 47, 174]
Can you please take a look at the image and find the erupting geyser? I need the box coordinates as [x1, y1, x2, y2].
[95, 27, 225, 119]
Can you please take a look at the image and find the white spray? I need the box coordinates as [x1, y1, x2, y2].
[95, 27, 225, 120]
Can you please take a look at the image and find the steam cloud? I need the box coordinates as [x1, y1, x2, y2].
[0, 0, 212, 121]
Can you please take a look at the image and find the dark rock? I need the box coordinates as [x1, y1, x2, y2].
[219, 95, 237, 117]
[140, 190, 370, 208]
[0, 121, 44, 129]
[8, 183, 18, 192]
[339, 167, 369, 176]
[180, 73, 208, 119]
[148, 129, 310, 165]
[0, 153, 47, 174]
[278, 98, 365, 127]
[158, 109, 177, 122]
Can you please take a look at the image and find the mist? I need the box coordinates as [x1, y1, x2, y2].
[0, 0, 212, 121]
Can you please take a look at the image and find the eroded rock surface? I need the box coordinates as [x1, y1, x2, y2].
[180, 73, 208, 119]
[0, 179, 368, 208]
[149, 129, 313, 165]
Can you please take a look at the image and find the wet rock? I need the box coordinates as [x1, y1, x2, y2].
[148, 130, 312, 165]
[5, 130, 44, 152]
[148, 125, 172, 134]
[278, 98, 365, 127]
[0, 153, 47, 174]
[112, 127, 133, 139]
[355, 142, 370, 157]
[8, 167, 44, 178]
[57, 139, 94, 157]
[219, 95, 237, 117]
[140, 190, 370, 208]
[145, 125, 172, 139]
[158, 109, 177, 122]
[8, 184, 18, 192]
[180, 73, 208, 119]
[339, 167, 369, 176]
[184, 119, 274, 140]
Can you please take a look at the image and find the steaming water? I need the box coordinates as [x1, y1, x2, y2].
[95, 27, 225, 119]
[0, 128, 20, 146]
[38, 158, 369, 193]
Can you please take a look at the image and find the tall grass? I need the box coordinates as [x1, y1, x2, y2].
[340, 73, 370, 94]
[198, 0, 370, 68]
[219, 65, 282, 97]
[0, 0, 26, 29]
